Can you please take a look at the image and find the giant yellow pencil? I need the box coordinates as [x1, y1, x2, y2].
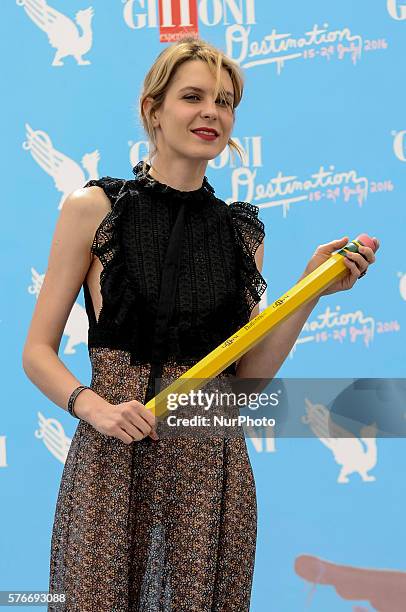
[145, 234, 377, 418]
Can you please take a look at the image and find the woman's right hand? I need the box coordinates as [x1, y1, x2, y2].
[85, 399, 159, 444]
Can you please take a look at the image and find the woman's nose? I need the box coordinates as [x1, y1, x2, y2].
[200, 98, 218, 119]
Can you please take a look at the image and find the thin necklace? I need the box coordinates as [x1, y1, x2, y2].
[149, 163, 203, 191]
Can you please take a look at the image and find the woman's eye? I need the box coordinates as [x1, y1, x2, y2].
[183, 95, 229, 107]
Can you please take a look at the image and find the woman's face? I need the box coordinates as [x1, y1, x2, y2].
[149, 59, 235, 162]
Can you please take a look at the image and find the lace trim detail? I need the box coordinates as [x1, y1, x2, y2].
[131, 161, 215, 202]
[228, 200, 267, 320]
[83, 177, 126, 267]
[82, 177, 135, 328]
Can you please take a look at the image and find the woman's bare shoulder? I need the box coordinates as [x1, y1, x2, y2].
[67, 184, 112, 221]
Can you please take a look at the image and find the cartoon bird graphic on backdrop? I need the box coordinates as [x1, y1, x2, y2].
[17, 0, 94, 66]
[35, 412, 71, 464]
[302, 398, 378, 483]
[23, 123, 100, 209]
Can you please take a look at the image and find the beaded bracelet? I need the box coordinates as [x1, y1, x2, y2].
[67, 385, 90, 419]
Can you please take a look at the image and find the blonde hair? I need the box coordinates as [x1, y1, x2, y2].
[139, 36, 245, 171]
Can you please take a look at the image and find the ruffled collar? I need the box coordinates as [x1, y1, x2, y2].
[131, 161, 215, 202]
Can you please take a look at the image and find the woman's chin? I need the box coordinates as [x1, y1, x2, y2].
[187, 146, 225, 161]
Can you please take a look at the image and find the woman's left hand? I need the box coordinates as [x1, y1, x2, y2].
[302, 236, 380, 297]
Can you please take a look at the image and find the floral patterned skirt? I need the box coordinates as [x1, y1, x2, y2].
[48, 348, 257, 612]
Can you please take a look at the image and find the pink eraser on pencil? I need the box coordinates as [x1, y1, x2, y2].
[356, 234, 377, 252]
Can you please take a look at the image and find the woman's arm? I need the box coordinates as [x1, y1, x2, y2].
[235, 238, 319, 379]
[235, 235, 377, 380]
[22, 186, 112, 421]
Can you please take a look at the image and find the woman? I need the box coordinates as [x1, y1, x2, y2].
[22, 37, 378, 611]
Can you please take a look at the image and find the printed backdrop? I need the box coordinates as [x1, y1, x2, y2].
[3, 1, 406, 610]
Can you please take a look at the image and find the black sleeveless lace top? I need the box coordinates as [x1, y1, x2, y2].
[82, 161, 267, 384]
